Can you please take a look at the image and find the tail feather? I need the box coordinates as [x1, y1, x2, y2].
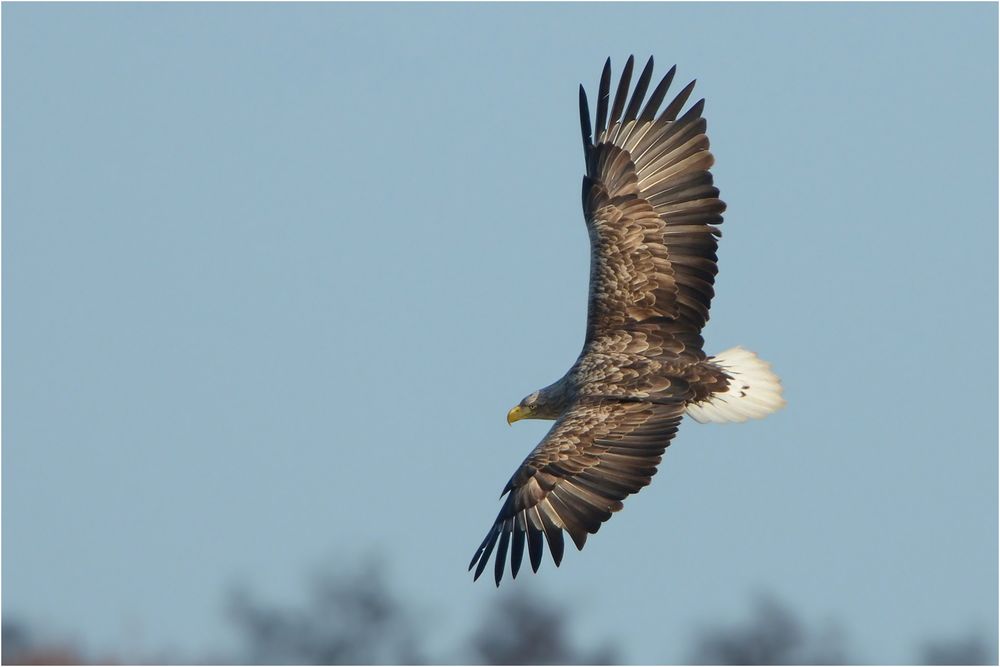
[685, 346, 785, 424]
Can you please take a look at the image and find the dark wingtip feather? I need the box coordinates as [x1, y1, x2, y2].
[527, 528, 544, 573]
[549, 529, 565, 566]
[608, 55, 635, 126]
[623, 56, 654, 123]
[638, 65, 676, 122]
[468, 529, 492, 571]
[493, 526, 511, 587]
[676, 97, 706, 126]
[472, 525, 499, 581]
[595, 58, 612, 136]
[661, 79, 697, 122]
[579, 84, 592, 153]
[510, 526, 526, 579]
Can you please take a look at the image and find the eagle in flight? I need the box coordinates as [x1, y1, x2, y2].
[469, 57, 785, 586]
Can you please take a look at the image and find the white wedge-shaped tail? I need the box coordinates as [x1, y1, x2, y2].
[685, 346, 786, 424]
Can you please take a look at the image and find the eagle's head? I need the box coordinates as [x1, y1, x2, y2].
[507, 383, 569, 425]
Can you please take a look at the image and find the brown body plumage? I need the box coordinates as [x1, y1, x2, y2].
[470, 57, 783, 586]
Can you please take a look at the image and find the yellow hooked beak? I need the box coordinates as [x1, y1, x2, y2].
[507, 405, 529, 426]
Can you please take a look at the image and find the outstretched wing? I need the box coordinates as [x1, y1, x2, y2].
[579, 56, 726, 349]
[468, 398, 684, 586]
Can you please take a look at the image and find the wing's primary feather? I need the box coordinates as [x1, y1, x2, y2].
[660, 79, 698, 122]
[579, 85, 593, 156]
[594, 58, 612, 141]
[607, 55, 634, 129]
[638, 65, 676, 123]
[623, 56, 654, 123]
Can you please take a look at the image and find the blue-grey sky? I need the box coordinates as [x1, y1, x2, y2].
[3, 2, 997, 663]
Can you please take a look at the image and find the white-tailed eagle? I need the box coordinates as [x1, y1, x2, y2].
[470, 57, 785, 586]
